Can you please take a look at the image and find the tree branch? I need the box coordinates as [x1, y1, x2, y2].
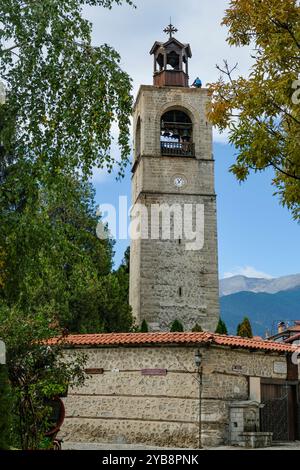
[1, 44, 19, 54]
[269, 17, 300, 50]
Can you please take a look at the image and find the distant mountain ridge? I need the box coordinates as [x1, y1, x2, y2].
[219, 274, 300, 297]
[220, 288, 300, 337]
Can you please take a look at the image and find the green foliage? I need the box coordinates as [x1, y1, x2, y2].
[237, 317, 253, 338]
[0, 1, 136, 449]
[170, 319, 184, 332]
[0, 0, 134, 178]
[0, 130, 133, 333]
[0, 364, 12, 449]
[191, 323, 203, 332]
[215, 318, 228, 335]
[0, 306, 86, 450]
[208, 0, 300, 219]
[140, 320, 149, 333]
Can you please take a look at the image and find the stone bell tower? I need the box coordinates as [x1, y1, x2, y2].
[129, 25, 219, 332]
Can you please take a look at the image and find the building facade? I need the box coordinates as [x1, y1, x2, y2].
[129, 30, 219, 332]
[56, 332, 300, 448]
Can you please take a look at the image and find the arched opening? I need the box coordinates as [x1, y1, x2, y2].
[166, 51, 180, 70]
[135, 116, 141, 158]
[156, 53, 164, 71]
[160, 110, 194, 157]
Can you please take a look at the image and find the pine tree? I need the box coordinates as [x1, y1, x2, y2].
[192, 323, 203, 332]
[170, 320, 184, 332]
[215, 318, 228, 335]
[140, 320, 149, 333]
[237, 317, 253, 338]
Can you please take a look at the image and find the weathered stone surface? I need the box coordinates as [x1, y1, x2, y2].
[61, 345, 293, 448]
[60, 417, 199, 448]
[129, 85, 219, 332]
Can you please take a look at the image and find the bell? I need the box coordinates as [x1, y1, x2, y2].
[163, 131, 170, 138]
[172, 129, 180, 139]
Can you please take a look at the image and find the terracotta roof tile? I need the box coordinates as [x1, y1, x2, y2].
[289, 325, 300, 332]
[47, 332, 297, 353]
[212, 334, 295, 352]
[285, 333, 300, 343]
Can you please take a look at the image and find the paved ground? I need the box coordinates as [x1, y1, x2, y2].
[62, 441, 300, 451]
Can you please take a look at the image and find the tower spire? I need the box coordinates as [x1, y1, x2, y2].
[163, 19, 178, 39]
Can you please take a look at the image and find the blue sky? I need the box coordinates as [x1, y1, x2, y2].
[85, 0, 300, 279]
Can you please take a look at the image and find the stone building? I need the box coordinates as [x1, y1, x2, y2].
[268, 321, 300, 345]
[129, 27, 219, 332]
[55, 332, 300, 448]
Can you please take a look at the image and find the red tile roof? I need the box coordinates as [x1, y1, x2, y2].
[285, 333, 300, 343]
[47, 332, 297, 353]
[289, 325, 300, 332]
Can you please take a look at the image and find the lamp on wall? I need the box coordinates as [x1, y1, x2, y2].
[194, 349, 203, 449]
[194, 349, 202, 368]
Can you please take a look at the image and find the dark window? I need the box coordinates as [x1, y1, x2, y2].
[135, 117, 141, 158]
[161, 110, 194, 157]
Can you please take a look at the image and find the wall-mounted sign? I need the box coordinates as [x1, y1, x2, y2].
[273, 362, 287, 375]
[85, 368, 104, 375]
[141, 369, 167, 376]
[232, 365, 243, 374]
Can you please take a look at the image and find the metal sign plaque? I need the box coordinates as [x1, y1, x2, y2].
[141, 369, 167, 376]
[273, 362, 287, 374]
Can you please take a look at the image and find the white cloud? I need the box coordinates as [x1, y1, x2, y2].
[213, 128, 230, 145]
[90, 123, 133, 184]
[223, 266, 274, 279]
[84, 0, 252, 93]
[91, 167, 114, 184]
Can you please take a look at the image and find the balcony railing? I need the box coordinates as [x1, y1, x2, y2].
[161, 141, 195, 157]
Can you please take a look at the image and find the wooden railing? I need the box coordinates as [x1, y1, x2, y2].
[161, 141, 195, 157]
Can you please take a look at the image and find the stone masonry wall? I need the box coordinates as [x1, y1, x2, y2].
[60, 345, 290, 448]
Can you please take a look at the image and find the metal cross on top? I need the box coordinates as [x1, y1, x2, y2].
[163, 19, 178, 39]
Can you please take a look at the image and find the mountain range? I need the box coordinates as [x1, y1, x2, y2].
[219, 274, 300, 297]
[219, 274, 300, 337]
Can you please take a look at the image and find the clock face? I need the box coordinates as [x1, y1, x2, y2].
[174, 176, 186, 188]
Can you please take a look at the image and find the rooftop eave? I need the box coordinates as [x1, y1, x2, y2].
[150, 39, 192, 58]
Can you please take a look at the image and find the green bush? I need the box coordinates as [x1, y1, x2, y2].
[215, 318, 228, 335]
[192, 323, 203, 332]
[170, 319, 184, 332]
[140, 320, 149, 333]
[237, 317, 253, 338]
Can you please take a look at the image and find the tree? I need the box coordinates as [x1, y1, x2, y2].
[215, 318, 228, 335]
[97, 246, 133, 333]
[0, 0, 134, 179]
[208, 0, 300, 220]
[0, 175, 133, 333]
[170, 320, 184, 332]
[140, 320, 149, 333]
[0, 104, 133, 335]
[0, 306, 86, 449]
[192, 323, 203, 332]
[0, 364, 12, 449]
[237, 317, 253, 338]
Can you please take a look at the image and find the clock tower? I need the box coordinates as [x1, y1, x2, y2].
[129, 26, 219, 332]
